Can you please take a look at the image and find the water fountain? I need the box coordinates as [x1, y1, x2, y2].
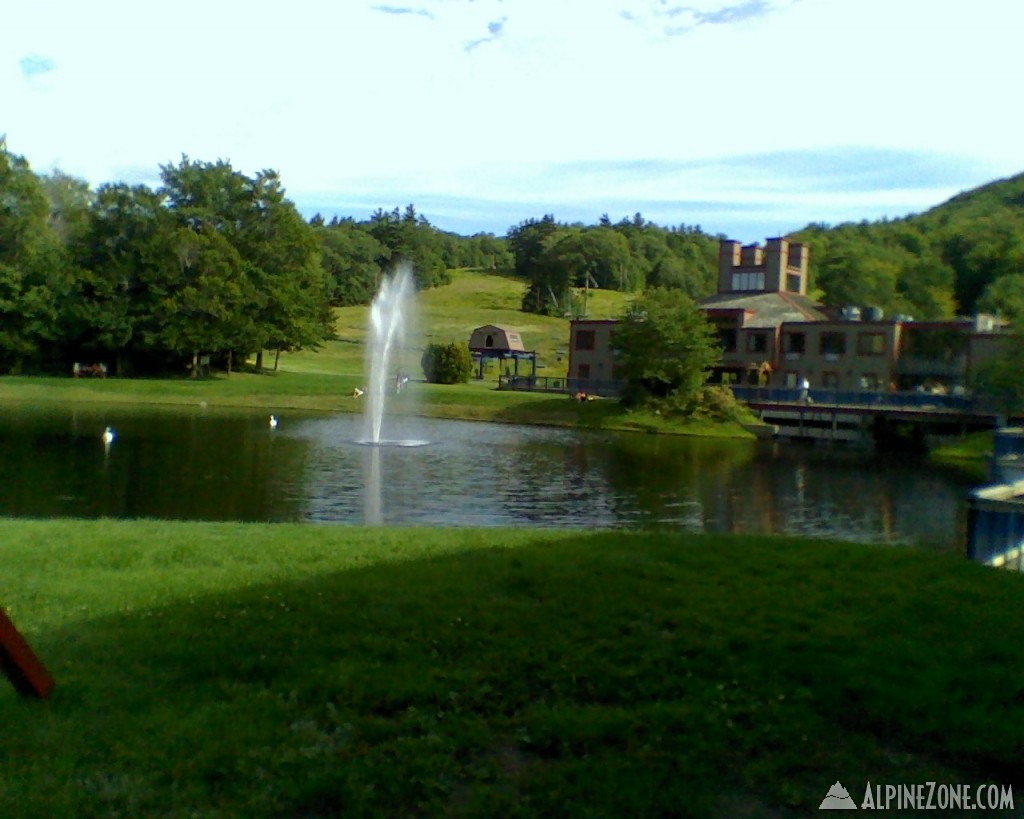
[360, 264, 428, 447]
[357, 264, 429, 524]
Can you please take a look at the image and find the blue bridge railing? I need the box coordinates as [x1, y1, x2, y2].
[729, 386, 976, 412]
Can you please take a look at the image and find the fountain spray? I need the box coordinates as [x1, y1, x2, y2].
[363, 264, 416, 444]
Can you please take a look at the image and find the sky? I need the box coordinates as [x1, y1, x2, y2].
[4, 0, 1023, 241]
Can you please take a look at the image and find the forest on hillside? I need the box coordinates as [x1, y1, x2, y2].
[793, 172, 1024, 322]
[507, 172, 1024, 323]
[1, 135, 1021, 376]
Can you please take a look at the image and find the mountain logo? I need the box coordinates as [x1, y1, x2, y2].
[820, 781, 858, 810]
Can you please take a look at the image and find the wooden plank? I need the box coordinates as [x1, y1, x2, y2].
[0, 608, 55, 698]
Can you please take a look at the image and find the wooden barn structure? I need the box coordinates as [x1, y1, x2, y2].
[468, 325, 537, 380]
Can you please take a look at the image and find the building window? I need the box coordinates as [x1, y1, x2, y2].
[823, 371, 840, 389]
[819, 332, 847, 357]
[783, 332, 806, 355]
[859, 373, 880, 390]
[718, 328, 737, 352]
[784, 371, 798, 388]
[786, 273, 802, 293]
[577, 363, 591, 379]
[731, 271, 765, 292]
[747, 333, 768, 354]
[857, 332, 885, 356]
[485, 334, 494, 348]
[575, 329, 595, 351]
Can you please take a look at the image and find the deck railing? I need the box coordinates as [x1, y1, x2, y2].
[498, 375, 624, 397]
[496, 379, 988, 410]
[729, 385, 977, 412]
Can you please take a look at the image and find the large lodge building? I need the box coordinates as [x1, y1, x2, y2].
[568, 237, 1005, 396]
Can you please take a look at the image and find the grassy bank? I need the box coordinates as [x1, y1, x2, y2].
[0, 373, 756, 439]
[930, 430, 994, 462]
[0, 268, 757, 437]
[1, 520, 1021, 817]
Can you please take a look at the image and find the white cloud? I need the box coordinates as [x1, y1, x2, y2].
[3, 0, 1022, 240]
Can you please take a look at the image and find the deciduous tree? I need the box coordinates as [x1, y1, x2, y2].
[0, 140, 73, 371]
[68, 182, 177, 374]
[614, 288, 720, 406]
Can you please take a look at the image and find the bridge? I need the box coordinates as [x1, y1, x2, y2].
[730, 386, 1006, 444]
[498, 376, 1015, 443]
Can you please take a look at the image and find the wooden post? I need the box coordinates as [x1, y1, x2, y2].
[0, 608, 54, 698]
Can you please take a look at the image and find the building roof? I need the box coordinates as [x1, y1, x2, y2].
[698, 291, 828, 328]
[468, 324, 526, 352]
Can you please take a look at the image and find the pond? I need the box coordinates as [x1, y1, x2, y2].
[0, 404, 984, 553]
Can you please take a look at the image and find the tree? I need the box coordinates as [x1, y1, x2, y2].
[155, 227, 258, 375]
[508, 215, 559, 279]
[317, 220, 386, 306]
[237, 169, 333, 369]
[663, 226, 719, 297]
[813, 232, 902, 310]
[0, 140, 73, 372]
[518, 227, 573, 315]
[973, 333, 1024, 415]
[40, 169, 93, 247]
[941, 214, 1024, 315]
[454, 232, 510, 270]
[159, 157, 333, 371]
[977, 274, 1024, 324]
[365, 205, 450, 290]
[513, 216, 719, 314]
[614, 288, 721, 406]
[515, 222, 640, 316]
[510, 216, 564, 313]
[67, 182, 178, 374]
[544, 228, 638, 294]
[895, 256, 957, 319]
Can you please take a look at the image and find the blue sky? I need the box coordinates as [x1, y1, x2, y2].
[5, 0, 1022, 240]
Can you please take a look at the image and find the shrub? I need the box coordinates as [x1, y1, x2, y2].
[421, 341, 473, 384]
[692, 385, 755, 422]
[630, 384, 754, 423]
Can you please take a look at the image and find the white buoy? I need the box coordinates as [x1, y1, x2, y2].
[269, 415, 278, 429]
[102, 427, 115, 445]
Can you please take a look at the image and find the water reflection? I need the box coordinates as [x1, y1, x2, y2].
[363, 446, 381, 525]
[0, 405, 984, 552]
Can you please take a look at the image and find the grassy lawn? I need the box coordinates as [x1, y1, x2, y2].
[0, 269, 754, 438]
[0, 371, 364, 414]
[0, 371, 754, 438]
[1, 521, 1021, 817]
[283, 267, 633, 382]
